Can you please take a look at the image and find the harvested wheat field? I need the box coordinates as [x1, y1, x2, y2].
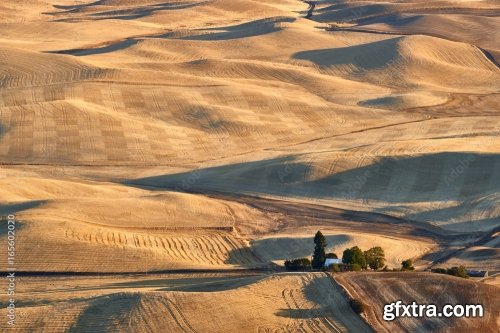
[0, 272, 373, 332]
[336, 272, 500, 333]
[0, 0, 499, 332]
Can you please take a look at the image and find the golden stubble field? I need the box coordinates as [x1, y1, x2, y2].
[0, 0, 499, 331]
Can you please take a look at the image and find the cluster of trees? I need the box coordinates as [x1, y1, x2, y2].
[315, 231, 387, 271]
[284, 231, 388, 272]
[283, 231, 473, 278]
[431, 266, 469, 279]
[282, 231, 446, 275]
[341, 245, 386, 271]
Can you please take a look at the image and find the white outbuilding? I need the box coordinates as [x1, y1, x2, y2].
[324, 258, 342, 267]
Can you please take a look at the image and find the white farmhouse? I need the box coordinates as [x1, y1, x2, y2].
[324, 258, 342, 267]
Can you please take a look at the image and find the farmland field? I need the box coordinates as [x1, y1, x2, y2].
[0, 0, 499, 332]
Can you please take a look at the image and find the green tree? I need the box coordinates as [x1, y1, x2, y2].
[401, 259, 415, 271]
[325, 253, 338, 259]
[342, 248, 353, 264]
[312, 231, 327, 269]
[342, 246, 366, 269]
[364, 246, 386, 270]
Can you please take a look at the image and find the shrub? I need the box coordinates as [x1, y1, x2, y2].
[330, 264, 341, 272]
[447, 266, 469, 279]
[349, 299, 366, 314]
[284, 258, 311, 271]
[431, 268, 447, 274]
[401, 259, 415, 271]
[351, 263, 361, 271]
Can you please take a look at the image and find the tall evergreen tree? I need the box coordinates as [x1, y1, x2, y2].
[312, 231, 327, 269]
